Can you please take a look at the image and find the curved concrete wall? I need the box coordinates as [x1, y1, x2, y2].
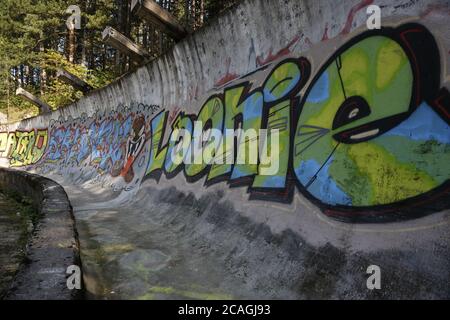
[0, 168, 81, 299]
[1, 0, 449, 298]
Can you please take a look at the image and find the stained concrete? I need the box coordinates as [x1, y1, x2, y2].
[1, 0, 450, 299]
[0, 169, 82, 300]
[47, 178, 448, 299]
[0, 192, 31, 298]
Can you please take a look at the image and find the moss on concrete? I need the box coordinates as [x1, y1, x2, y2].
[0, 190, 37, 299]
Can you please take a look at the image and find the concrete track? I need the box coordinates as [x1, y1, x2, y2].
[1, 0, 450, 299]
[46, 171, 450, 299]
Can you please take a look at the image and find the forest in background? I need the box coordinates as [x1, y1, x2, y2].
[0, 0, 240, 123]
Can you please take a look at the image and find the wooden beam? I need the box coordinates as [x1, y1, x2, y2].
[15, 88, 51, 114]
[102, 26, 149, 63]
[56, 69, 93, 93]
[131, 0, 187, 41]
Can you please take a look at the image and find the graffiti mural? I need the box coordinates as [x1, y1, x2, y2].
[1, 23, 449, 223]
[39, 102, 159, 190]
[137, 24, 449, 221]
[0, 129, 48, 167]
[117, 115, 147, 183]
[293, 24, 450, 220]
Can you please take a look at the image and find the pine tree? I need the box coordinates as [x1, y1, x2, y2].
[0, 0, 242, 123]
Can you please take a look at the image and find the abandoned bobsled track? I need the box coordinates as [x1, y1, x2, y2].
[1, 0, 450, 299]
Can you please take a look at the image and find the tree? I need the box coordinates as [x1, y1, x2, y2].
[0, 0, 242, 123]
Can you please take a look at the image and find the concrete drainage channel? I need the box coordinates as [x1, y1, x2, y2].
[0, 168, 83, 300]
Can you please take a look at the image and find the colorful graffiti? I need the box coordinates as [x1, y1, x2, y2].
[139, 24, 450, 221]
[39, 103, 159, 188]
[2, 23, 449, 222]
[293, 24, 450, 220]
[0, 129, 48, 167]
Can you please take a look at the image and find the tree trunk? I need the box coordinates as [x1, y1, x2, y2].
[68, 27, 76, 63]
[20, 65, 24, 86]
[199, 0, 204, 26]
[24, 65, 30, 86]
[39, 44, 47, 94]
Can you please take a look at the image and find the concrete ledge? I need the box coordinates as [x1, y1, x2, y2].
[0, 168, 83, 300]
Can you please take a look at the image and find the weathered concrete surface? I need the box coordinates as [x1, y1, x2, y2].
[1, 0, 450, 299]
[0, 192, 32, 298]
[57, 179, 450, 299]
[0, 168, 82, 300]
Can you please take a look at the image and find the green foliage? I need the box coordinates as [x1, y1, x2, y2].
[0, 0, 118, 122]
[39, 50, 114, 109]
[0, 0, 241, 123]
[0, 189, 39, 225]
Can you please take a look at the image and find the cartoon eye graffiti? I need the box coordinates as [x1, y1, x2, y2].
[331, 95, 372, 139]
[293, 23, 450, 219]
